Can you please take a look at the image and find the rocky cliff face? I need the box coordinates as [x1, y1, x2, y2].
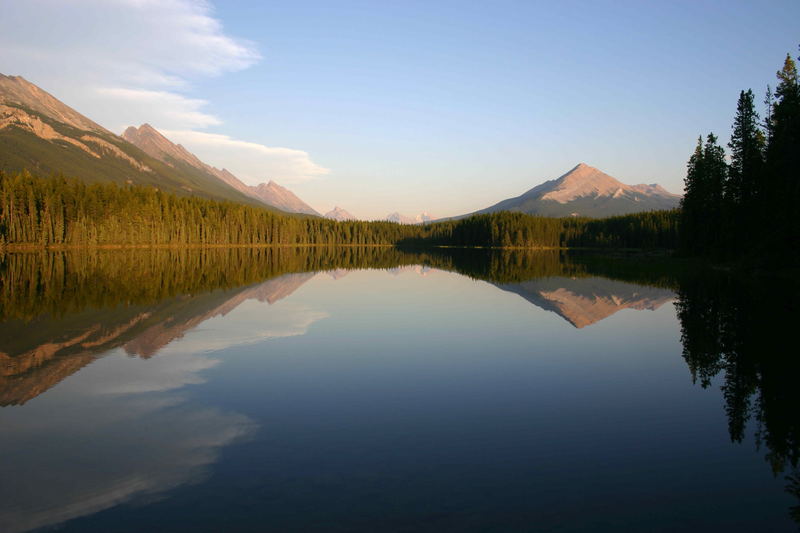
[0, 74, 109, 133]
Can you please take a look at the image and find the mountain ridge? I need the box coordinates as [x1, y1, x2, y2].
[0, 74, 273, 207]
[122, 123, 320, 215]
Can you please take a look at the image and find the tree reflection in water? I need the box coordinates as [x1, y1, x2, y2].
[676, 271, 800, 523]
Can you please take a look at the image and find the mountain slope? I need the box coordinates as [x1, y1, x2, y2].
[0, 74, 267, 207]
[467, 163, 680, 218]
[0, 74, 109, 134]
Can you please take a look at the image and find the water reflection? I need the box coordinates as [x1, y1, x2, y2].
[676, 271, 800, 522]
[0, 271, 322, 405]
[0, 247, 798, 529]
[0, 249, 671, 406]
[494, 276, 674, 328]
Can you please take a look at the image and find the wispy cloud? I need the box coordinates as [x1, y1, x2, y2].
[162, 130, 330, 184]
[96, 87, 222, 129]
[0, 0, 328, 183]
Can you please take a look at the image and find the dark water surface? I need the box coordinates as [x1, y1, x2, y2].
[0, 248, 797, 532]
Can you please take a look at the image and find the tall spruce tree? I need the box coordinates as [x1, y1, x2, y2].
[766, 53, 800, 256]
[727, 89, 764, 247]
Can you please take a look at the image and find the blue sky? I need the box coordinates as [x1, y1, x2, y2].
[1, 1, 798, 218]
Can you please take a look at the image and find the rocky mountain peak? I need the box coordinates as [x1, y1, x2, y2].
[465, 163, 681, 218]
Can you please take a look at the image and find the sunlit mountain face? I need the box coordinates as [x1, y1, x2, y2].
[1, 248, 798, 531]
[451, 163, 681, 219]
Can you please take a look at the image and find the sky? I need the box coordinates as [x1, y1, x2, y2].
[0, 0, 798, 219]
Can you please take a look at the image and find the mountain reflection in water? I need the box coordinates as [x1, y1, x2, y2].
[0, 247, 797, 531]
[0, 249, 671, 406]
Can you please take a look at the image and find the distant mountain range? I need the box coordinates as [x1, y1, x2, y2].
[459, 163, 680, 218]
[385, 212, 435, 224]
[324, 206, 357, 221]
[0, 73, 319, 215]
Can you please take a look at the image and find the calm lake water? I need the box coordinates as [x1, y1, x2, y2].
[0, 248, 797, 532]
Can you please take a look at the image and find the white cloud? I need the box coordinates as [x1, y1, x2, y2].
[162, 129, 330, 184]
[0, 0, 328, 182]
[96, 87, 223, 129]
[0, 0, 256, 130]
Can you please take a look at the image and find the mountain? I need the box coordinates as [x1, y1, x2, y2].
[0, 74, 266, 206]
[465, 163, 680, 218]
[324, 206, 357, 221]
[385, 212, 436, 224]
[493, 276, 674, 328]
[122, 124, 320, 216]
[249, 180, 320, 216]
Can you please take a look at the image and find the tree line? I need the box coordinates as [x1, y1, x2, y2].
[680, 49, 799, 262]
[0, 170, 678, 250]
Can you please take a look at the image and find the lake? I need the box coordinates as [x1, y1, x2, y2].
[0, 248, 797, 532]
